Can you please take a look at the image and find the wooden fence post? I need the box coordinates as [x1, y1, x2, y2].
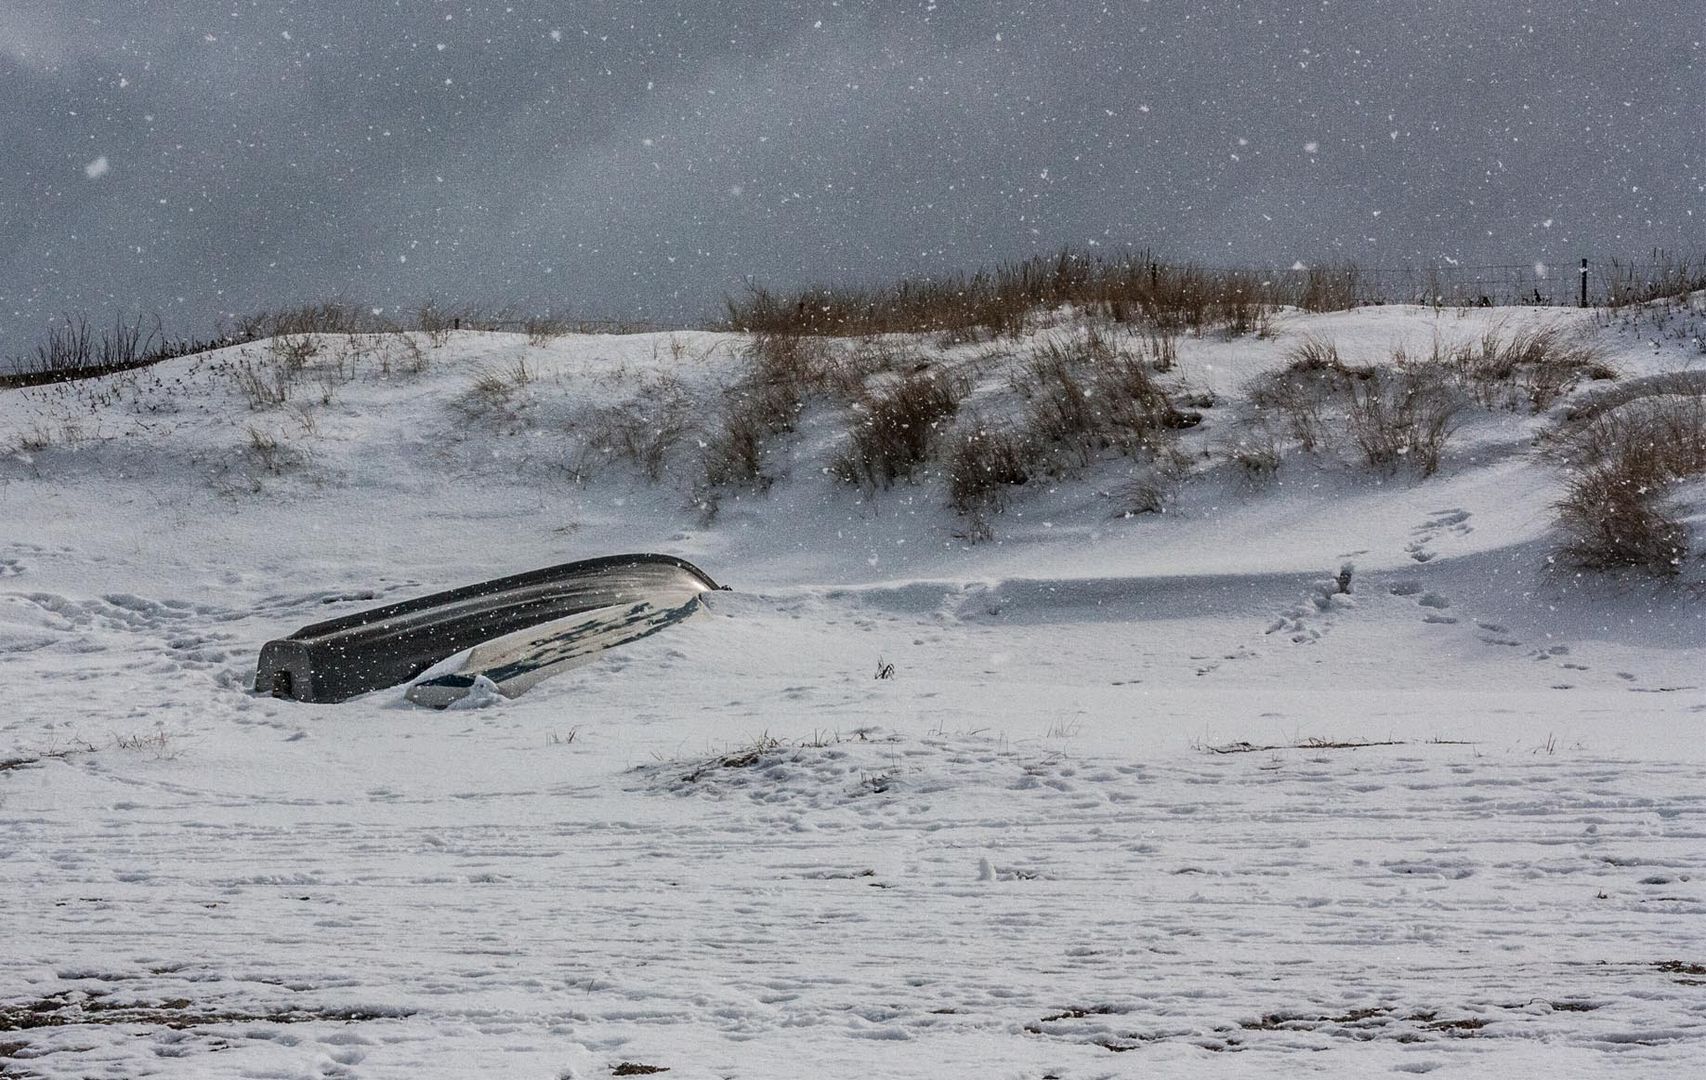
[1579, 258, 1588, 308]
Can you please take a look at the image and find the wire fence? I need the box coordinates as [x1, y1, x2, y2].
[1250, 257, 1706, 309]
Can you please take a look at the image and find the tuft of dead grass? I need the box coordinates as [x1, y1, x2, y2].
[1600, 250, 1706, 311]
[1224, 429, 1283, 484]
[1249, 335, 1463, 475]
[724, 248, 1352, 341]
[1116, 444, 1192, 515]
[943, 328, 1201, 534]
[244, 426, 302, 475]
[1019, 328, 1196, 467]
[702, 332, 853, 491]
[832, 368, 968, 490]
[1550, 392, 1706, 574]
[452, 357, 535, 422]
[1442, 324, 1613, 411]
[946, 421, 1034, 526]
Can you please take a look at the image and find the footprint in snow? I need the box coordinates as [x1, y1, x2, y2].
[1265, 569, 1356, 645]
[1394, 584, 1459, 625]
[1407, 508, 1473, 563]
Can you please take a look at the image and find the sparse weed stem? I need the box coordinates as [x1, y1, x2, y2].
[577, 371, 698, 482]
[1224, 429, 1283, 485]
[112, 722, 180, 761]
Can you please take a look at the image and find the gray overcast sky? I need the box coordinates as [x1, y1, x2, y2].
[1, 1, 1701, 342]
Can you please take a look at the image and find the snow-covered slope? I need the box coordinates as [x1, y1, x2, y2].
[3, 305, 1704, 1079]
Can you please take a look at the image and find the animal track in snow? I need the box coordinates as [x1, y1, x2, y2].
[1407, 507, 1474, 563]
[1391, 582, 1459, 625]
[1266, 569, 1355, 646]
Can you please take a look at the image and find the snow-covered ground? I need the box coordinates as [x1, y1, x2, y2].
[3, 304, 1704, 1078]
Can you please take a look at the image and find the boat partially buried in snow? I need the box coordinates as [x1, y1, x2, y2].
[255, 554, 720, 708]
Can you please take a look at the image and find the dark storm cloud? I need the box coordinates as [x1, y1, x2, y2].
[1, 1, 1700, 343]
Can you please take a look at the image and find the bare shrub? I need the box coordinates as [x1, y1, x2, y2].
[1552, 393, 1706, 574]
[832, 369, 968, 489]
[1282, 334, 1359, 375]
[1116, 443, 1192, 515]
[1215, 271, 1268, 335]
[580, 373, 697, 480]
[821, 338, 920, 402]
[1020, 341, 1100, 461]
[30, 316, 96, 373]
[938, 328, 1198, 529]
[1344, 373, 1460, 476]
[702, 397, 779, 490]
[1247, 336, 1370, 452]
[746, 331, 831, 399]
[1557, 465, 1689, 574]
[11, 312, 166, 382]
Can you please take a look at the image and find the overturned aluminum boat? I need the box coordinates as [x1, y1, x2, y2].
[256, 554, 720, 706]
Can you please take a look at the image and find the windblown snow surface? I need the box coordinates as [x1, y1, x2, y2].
[3, 304, 1704, 1079]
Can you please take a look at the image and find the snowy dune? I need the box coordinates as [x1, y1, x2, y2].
[3, 303, 1704, 1078]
